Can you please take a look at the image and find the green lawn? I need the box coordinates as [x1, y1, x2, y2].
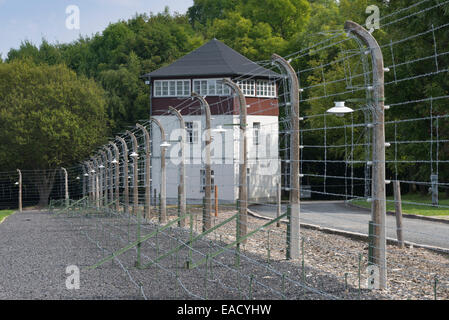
[350, 193, 449, 216]
[0, 210, 15, 223]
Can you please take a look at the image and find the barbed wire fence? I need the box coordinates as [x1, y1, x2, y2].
[3, 0, 449, 300]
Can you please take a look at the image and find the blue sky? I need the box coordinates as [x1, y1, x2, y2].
[0, 0, 194, 59]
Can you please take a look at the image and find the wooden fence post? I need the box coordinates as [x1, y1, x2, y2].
[393, 180, 404, 248]
[215, 185, 218, 217]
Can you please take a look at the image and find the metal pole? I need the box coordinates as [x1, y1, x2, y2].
[85, 161, 94, 205]
[127, 131, 139, 216]
[224, 79, 248, 243]
[91, 158, 100, 210]
[393, 180, 404, 248]
[104, 146, 114, 207]
[168, 106, 187, 227]
[110, 142, 121, 212]
[82, 164, 87, 199]
[117, 136, 130, 214]
[277, 182, 281, 227]
[99, 151, 108, 208]
[136, 124, 152, 221]
[215, 185, 218, 217]
[61, 167, 69, 207]
[271, 54, 301, 260]
[345, 20, 387, 289]
[151, 118, 167, 223]
[95, 156, 103, 208]
[191, 93, 212, 231]
[127, 130, 141, 266]
[17, 169, 22, 212]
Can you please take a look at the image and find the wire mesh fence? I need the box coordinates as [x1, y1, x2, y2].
[2, 0, 449, 300]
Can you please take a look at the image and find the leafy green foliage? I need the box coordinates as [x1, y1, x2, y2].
[0, 60, 108, 170]
[2, 1, 448, 199]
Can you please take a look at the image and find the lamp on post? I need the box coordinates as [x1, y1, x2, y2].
[117, 136, 130, 214]
[151, 118, 168, 223]
[127, 131, 140, 217]
[326, 101, 354, 117]
[136, 123, 152, 221]
[168, 106, 187, 227]
[109, 141, 121, 213]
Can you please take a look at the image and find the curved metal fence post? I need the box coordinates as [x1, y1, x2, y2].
[126, 131, 140, 216]
[271, 54, 301, 260]
[110, 142, 121, 212]
[104, 146, 114, 208]
[61, 167, 69, 207]
[82, 164, 88, 199]
[151, 118, 167, 223]
[136, 124, 152, 220]
[345, 20, 387, 289]
[168, 106, 187, 228]
[91, 157, 100, 210]
[191, 93, 212, 231]
[117, 136, 130, 214]
[17, 169, 22, 212]
[99, 151, 108, 208]
[223, 79, 248, 244]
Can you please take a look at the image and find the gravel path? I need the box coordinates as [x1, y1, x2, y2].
[1, 208, 447, 300]
[0, 210, 143, 299]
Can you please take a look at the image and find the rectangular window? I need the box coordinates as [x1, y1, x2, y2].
[154, 80, 191, 97]
[208, 80, 216, 95]
[183, 80, 190, 96]
[162, 81, 169, 96]
[177, 81, 183, 95]
[185, 121, 199, 144]
[256, 80, 276, 98]
[237, 80, 256, 97]
[253, 122, 260, 146]
[200, 169, 215, 193]
[169, 81, 176, 96]
[201, 80, 207, 95]
[155, 81, 162, 96]
[192, 79, 231, 96]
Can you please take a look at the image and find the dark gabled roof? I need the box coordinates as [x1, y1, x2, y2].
[142, 39, 280, 79]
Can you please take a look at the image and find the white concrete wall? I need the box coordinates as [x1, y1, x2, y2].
[246, 115, 281, 202]
[150, 114, 280, 203]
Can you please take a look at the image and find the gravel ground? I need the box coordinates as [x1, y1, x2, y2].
[1, 208, 448, 300]
[0, 210, 143, 299]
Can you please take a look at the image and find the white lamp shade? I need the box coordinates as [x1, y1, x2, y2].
[160, 141, 171, 148]
[327, 101, 354, 117]
[212, 125, 226, 133]
[130, 152, 139, 158]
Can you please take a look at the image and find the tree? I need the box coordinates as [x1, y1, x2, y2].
[0, 60, 108, 206]
[209, 11, 288, 61]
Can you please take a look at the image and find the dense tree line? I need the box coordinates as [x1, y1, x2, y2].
[1, 0, 448, 204]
